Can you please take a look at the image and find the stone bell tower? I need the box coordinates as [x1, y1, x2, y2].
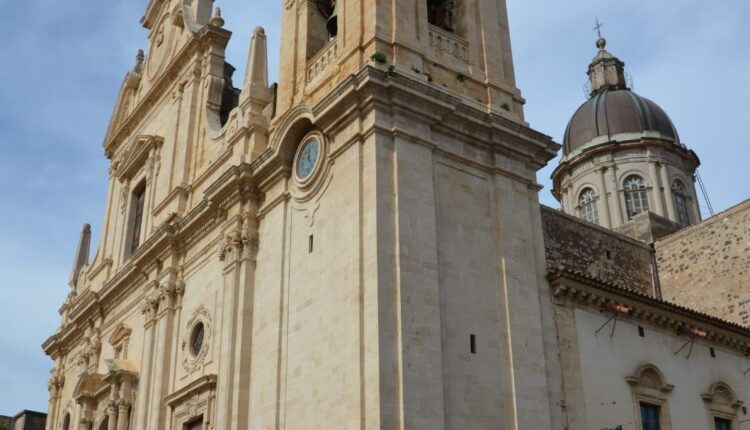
[261, 0, 561, 428]
[275, 0, 525, 120]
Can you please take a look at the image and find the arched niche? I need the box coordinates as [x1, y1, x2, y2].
[269, 105, 316, 169]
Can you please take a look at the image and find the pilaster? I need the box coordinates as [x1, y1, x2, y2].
[214, 200, 259, 428]
[648, 161, 665, 217]
[597, 167, 612, 228]
[609, 166, 625, 227]
[660, 163, 676, 221]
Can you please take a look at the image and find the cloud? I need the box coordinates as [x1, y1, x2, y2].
[0, 0, 747, 415]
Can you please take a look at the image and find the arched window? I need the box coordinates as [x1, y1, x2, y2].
[671, 180, 690, 226]
[427, 0, 457, 32]
[623, 175, 649, 220]
[62, 414, 71, 430]
[702, 382, 742, 430]
[626, 364, 674, 430]
[98, 417, 109, 430]
[578, 188, 599, 225]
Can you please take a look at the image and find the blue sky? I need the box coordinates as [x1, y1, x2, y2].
[0, 0, 747, 414]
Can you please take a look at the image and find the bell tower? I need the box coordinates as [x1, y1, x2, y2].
[276, 0, 525, 119]
[261, 0, 561, 428]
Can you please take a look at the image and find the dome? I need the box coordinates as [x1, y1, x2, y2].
[563, 89, 680, 155]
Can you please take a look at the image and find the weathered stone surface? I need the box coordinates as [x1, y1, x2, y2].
[541, 206, 656, 295]
[656, 200, 750, 326]
[615, 210, 683, 243]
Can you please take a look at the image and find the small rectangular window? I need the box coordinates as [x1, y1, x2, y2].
[638, 326, 645, 337]
[470, 334, 476, 354]
[710, 347, 716, 358]
[130, 184, 147, 254]
[606, 250, 612, 260]
[185, 417, 204, 430]
[309, 235, 314, 253]
[640, 403, 661, 430]
[715, 417, 732, 430]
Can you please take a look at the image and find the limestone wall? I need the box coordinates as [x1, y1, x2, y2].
[656, 200, 750, 326]
[560, 305, 750, 430]
[541, 206, 656, 295]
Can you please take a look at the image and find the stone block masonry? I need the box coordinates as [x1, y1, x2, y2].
[656, 200, 750, 326]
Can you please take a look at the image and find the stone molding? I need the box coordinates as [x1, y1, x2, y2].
[548, 268, 750, 354]
[165, 374, 217, 427]
[104, 25, 231, 159]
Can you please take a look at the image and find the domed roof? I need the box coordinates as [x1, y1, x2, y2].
[562, 38, 680, 156]
[563, 89, 680, 155]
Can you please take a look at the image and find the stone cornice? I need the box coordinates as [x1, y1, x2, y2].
[44, 164, 258, 357]
[355, 66, 560, 170]
[164, 374, 217, 408]
[552, 136, 700, 189]
[547, 267, 750, 353]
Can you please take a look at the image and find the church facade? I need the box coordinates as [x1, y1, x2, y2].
[42, 0, 750, 429]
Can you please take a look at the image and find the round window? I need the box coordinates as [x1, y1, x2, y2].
[190, 322, 205, 356]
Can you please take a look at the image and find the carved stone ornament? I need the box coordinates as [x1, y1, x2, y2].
[285, 0, 294, 10]
[120, 184, 130, 215]
[146, 12, 177, 81]
[182, 306, 212, 374]
[186, 394, 200, 420]
[216, 227, 259, 262]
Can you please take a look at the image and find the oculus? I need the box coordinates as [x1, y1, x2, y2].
[190, 322, 205, 356]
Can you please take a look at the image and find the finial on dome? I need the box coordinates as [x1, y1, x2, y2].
[587, 18, 628, 95]
[210, 7, 225, 27]
[593, 19, 608, 50]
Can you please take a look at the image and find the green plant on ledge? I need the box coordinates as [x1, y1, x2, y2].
[456, 72, 467, 83]
[370, 52, 387, 64]
[501, 102, 511, 111]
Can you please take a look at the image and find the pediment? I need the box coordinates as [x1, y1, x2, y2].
[72, 373, 106, 400]
[115, 135, 164, 181]
[108, 323, 132, 346]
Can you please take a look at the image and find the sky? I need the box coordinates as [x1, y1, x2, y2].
[0, 0, 748, 415]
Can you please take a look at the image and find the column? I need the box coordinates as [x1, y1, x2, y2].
[659, 163, 676, 221]
[107, 402, 118, 430]
[648, 161, 665, 217]
[116, 402, 131, 430]
[609, 166, 624, 227]
[117, 377, 134, 430]
[597, 167, 612, 228]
